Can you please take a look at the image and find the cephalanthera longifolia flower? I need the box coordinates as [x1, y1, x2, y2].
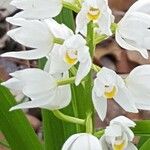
[62, 133, 102, 150]
[9, 0, 63, 19]
[1, 69, 71, 111]
[47, 34, 92, 85]
[126, 65, 150, 110]
[116, 0, 150, 59]
[100, 116, 137, 150]
[92, 67, 138, 121]
[76, 0, 114, 36]
[1, 18, 73, 60]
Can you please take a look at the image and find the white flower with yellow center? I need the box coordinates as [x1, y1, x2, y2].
[92, 67, 138, 121]
[76, 0, 114, 36]
[62, 133, 102, 150]
[1, 69, 71, 111]
[126, 65, 150, 110]
[48, 34, 92, 85]
[100, 116, 137, 150]
[8, 0, 63, 19]
[116, 0, 150, 59]
[1, 18, 73, 60]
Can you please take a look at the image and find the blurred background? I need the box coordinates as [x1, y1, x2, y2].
[0, 0, 150, 149]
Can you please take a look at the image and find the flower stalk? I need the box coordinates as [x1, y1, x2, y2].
[57, 77, 76, 86]
[85, 112, 93, 133]
[53, 37, 64, 45]
[63, 1, 80, 13]
[52, 110, 85, 125]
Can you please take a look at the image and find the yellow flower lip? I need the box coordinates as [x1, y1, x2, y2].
[87, 7, 101, 21]
[113, 141, 125, 150]
[64, 50, 78, 65]
[104, 86, 117, 99]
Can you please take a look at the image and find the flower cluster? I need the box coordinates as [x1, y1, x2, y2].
[1, 0, 150, 149]
[62, 116, 137, 150]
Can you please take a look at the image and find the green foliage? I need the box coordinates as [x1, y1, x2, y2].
[0, 85, 42, 150]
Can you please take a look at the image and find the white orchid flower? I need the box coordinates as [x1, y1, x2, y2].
[62, 133, 102, 150]
[9, 0, 63, 19]
[116, 0, 150, 59]
[126, 0, 150, 15]
[92, 67, 138, 121]
[76, 0, 114, 36]
[100, 116, 137, 150]
[1, 18, 73, 60]
[126, 65, 150, 110]
[1, 68, 71, 111]
[48, 34, 92, 85]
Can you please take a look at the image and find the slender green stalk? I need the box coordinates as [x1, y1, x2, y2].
[57, 77, 76, 86]
[94, 129, 105, 138]
[92, 64, 101, 73]
[94, 34, 107, 45]
[63, 1, 80, 13]
[86, 112, 93, 134]
[53, 37, 64, 45]
[52, 110, 85, 125]
[83, 21, 95, 133]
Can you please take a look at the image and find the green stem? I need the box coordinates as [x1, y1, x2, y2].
[87, 21, 95, 57]
[94, 129, 105, 138]
[63, 1, 80, 13]
[94, 34, 107, 45]
[86, 112, 93, 134]
[0, 141, 9, 148]
[92, 64, 101, 73]
[53, 37, 64, 45]
[57, 77, 75, 86]
[52, 110, 85, 125]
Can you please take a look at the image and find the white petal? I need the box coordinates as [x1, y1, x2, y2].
[45, 19, 73, 39]
[65, 34, 86, 50]
[1, 78, 23, 91]
[68, 134, 101, 150]
[75, 7, 88, 34]
[75, 56, 92, 85]
[48, 85, 72, 110]
[92, 91, 107, 121]
[105, 124, 122, 137]
[97, 67, 118, 86]
[110, 116, 136, 128]
[99, 136, 109, 150]
[125, 142, 138, 150]
[1, 48, 50, 60]
[62, 133, 83, 150]
[93, 78, 105, 98]
[49, 45, 71, 74]
[11, 0, 62, 19]
[127, 65, 150, 80]
[127, 0, 150, 15]
[126, 65, 150, 109]
[9, 93, 53, 111]
[116, 30, 148, 59]
[6, 19, 53, 49]
[10, 68, 56, 86]
[97, 9, 113, 36]
[113, 86, 138, 113]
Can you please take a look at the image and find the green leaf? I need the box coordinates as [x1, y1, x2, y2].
[138, 137, 150, 149]
[55, 8, 75, 31]
[132, 121, 150, 150]
[132, 120, 150, 136]
[0, 85, 43, 150]
[140, 138, 150, 150]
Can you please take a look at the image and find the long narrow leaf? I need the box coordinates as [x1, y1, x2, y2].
[0, 85, 43, 150]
